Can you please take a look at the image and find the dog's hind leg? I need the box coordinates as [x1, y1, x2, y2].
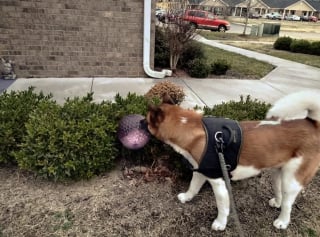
[273, 157, 303, 229]
[269, 168, 282, 208]
[208, 178, 230, 231]
[178, 172, 206, 203]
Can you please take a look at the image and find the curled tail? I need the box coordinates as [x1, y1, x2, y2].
[266, 90, 320, 122]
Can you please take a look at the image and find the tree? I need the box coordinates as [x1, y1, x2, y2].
[157, 7, 196, 72]
[166, 20, 196, 72]
[242, 0, 252, 35]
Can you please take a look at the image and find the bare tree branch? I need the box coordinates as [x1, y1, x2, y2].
[159, 8, 196, 72]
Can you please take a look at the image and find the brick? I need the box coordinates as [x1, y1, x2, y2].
[33, 66, 44, 70]
[22, 8, 45, 14]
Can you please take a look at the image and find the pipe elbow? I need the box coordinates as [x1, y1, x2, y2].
[143, 0, 172, 79]
[143, 64, 172, 78]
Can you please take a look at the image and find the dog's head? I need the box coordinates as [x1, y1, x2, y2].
[146, 95, 174, 140]
[146, 95, 203, 143]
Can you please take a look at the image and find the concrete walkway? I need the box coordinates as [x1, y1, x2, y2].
[1, 37, 320, 108]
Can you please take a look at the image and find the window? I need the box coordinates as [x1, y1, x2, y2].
[208, 12, 214, 19]
[188, 11, 196, 16]
[196, 11, 205, 18]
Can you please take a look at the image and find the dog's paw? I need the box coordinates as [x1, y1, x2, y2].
[269, 198, 281, 208]
[273, 218, 289, 229]
[211, 219, 226, 231]
[177, 193, 192, 204]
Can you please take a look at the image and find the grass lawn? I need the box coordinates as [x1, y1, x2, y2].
[224, 41, 320, 68]
[197, 42, 275, 79]
[199, 31, 320, 69]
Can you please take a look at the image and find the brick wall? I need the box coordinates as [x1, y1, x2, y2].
[0, 0, 154, 78]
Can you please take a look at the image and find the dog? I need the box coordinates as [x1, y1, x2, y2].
[146, 91, 320, 231]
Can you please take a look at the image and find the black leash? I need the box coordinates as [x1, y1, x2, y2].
[215, 131, 245, 237]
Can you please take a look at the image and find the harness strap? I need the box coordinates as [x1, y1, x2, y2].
[216, 133, 245, 237]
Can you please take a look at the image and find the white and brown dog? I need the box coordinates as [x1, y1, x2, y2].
[146, 91, 320, 231]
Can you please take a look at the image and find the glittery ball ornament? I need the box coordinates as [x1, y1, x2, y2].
[117, 114, 150, 150]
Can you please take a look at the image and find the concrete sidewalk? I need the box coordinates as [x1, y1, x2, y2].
[1, 38, 320, 108]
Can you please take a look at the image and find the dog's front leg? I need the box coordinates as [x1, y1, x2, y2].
[178, 172, 206, 203]
[208, 178, 230, 231]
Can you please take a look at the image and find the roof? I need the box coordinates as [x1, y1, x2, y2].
[189, 0, 203, 4]
[221, 0, 243, 6]
[263, 0, 320, 10]
[307, 0, 320, 10]
[262, 0, 296, 8]
[193, 0, 320, 10]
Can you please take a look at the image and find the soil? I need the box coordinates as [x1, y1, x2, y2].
[0, 158, 319, 237]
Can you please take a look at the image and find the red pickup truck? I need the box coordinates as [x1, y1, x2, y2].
[183, 10, 231, 32]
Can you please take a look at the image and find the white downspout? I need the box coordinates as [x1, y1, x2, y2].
[143, 0, 172, 78]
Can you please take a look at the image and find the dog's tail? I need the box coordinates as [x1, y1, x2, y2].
[266, 90, 320, 123]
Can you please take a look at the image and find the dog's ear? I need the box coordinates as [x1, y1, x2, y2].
[147, 104, 165, 127]
[162, 93, 175, 105]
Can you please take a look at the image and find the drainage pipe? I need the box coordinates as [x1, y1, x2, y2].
[143, 0, 172, 78]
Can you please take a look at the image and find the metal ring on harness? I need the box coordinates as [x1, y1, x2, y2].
[215, 125, 236, 148]
[215, 131, 223, 143]
[215, 131, 224, 153]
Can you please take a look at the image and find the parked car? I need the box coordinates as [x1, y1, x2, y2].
[248, 12, 261, 19]
[265, 12, 282, 20]
[300, 15, 309, 21]
[182, 10, 231, 32]
[285, 15, 300, 21]
[308, 16, 318, 22]
[300, 15, 318, 22]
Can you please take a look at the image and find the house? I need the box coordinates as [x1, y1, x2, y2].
[194, 0, 320, 18]
[0, 0, 166, 78]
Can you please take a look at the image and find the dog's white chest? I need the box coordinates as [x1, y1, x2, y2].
[165, 140, 199, 169]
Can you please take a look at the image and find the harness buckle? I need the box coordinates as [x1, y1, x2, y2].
[215, 131, 224, 152]
[215, 131, 223, 143]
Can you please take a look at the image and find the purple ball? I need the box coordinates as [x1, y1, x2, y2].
[117, 114, 150, 150]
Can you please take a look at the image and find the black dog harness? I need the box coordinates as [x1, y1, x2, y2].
[192, 117, 243, 179]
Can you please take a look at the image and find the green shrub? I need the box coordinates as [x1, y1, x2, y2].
[273, 36, 293, 51]
[14, 94, 118, 181]
[202, 95, 271, 121]
[155, 26, 170, 68]
[210, 59, 231, 75]
[0, 87, 52, 165]
[290, 39, 311, 54]
[187, 58, 211, 78]
[274, 37, 320, 56]
[310, 41, 320, 56]
[111, 92, 149, 121]
[179, 41, 205, 68]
